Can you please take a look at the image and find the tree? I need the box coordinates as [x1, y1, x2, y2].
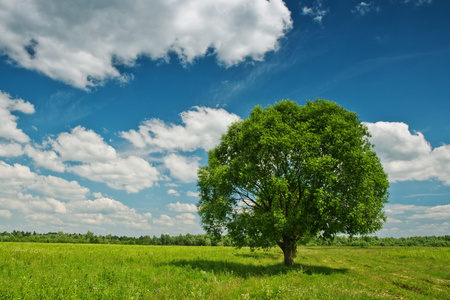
[197, 99, 389, 266]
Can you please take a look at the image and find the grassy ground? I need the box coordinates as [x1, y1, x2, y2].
[0, 243, 448, 299]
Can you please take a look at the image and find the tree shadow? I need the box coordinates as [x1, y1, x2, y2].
[232, 251, 280, 260]
[167, 259, 347, 278]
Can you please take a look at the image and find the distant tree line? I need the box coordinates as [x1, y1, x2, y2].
[1, 230, 449, 247]
[299, 235, 450, 247]
[0, 230, 232, 246]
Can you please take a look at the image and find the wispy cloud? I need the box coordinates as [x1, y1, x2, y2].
[300, 0, 329, 24]
[167, 202, 197, 213]
[380, 203, 450, 237]
[403, 0, 433, 6]
[404, 193, 447, 198]
[352, 2, 381, 16]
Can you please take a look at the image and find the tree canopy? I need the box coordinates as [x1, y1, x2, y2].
[197, 99, 389, 266]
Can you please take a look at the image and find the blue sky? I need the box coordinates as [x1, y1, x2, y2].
[0, 0, 449, 238]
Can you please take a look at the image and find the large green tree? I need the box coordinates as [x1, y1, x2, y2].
[197, 99, 389, 266]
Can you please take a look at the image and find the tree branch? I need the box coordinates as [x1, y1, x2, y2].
[233, 187, 263, 210]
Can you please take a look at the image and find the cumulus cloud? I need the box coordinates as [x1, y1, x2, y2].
[167, 189, 180, 197]
[352, 2, 380, 15]
[300, 0, 329, 23]
[365, 122, 450, 185]
[69, 156, 160, 193]
[121, 106, 240, 152]
[3, 103, 237, 193]
[31, 175, 91, 202]
[69, 196, 142, 218]
[0, 191, 153, 233]
[176, 213, 197, 225]
[153, 212, 197, 227]
[0, 91, 35, 143]
[24, 145, 65, 172]
[0, 142, 23, 157]
[0, 0, 292, 89]
[26, 213, 64, 226]
[36, 126, 161, 193]
[167, 202, 197, 213]
[0, 160, 89, 201]
[164, 154, 200, 183]
[64, 195, 154, 230]
[186, 191, 199, 197]
[51, 126, 117, 163]
[153, 214, 175, 227]
[384, 203, 426, 215]
[0, 159, 153, 229]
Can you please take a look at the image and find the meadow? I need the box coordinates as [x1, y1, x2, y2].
[0, 243, 448, 299]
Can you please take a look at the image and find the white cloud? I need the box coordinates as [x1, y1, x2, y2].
[119, 106, 240, 187]
[365, 122, 431, 161]
[26, 213, 63, 226]
[384, 203, 426, 215]
[0, 142, 23, 157]
[0, 161, 41, 195]
[0, 0, 292, 89]
[25, 197, 68, 214]
[386, 216, 403, 224]
[404, 193, 447, 198]
[0, 91, 35, 143]
[164, 154, 200, 183]
[121, 106, 240, 152]
[30, 175, 90, 202]
[176, 213, 197, 225]
[352, 2, 380, 16]
[0, 160, 89, 201]
[153, 212, 197, 227]
[51, 126, 117, 163]
[24, 144, 65, 172]
[403, 0, 433, 5]
[0, 161, 137, 232]
[0, 209, 12, 218]
[408, 205, 450, 220]
[380, 203, 450, 237]
[167, 189, 180, 197]
[1, 192, 153, 233]
[300, 0, 329, 23]
[69, 196, 132, 215]
[153, 214, 175, 227]
[187, 191, 199, 198]
[365, 122, 450, 185]
[69, 156, 160, 194]
[42, 126, 161, 193]
[167, 202, 197, 212]
[63, 195, 154, 230]
[385, 203, 450, 221]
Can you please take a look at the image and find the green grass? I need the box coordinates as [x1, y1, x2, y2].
[0, 243, 448, 299]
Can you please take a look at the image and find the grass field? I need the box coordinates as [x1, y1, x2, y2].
[0, 243, 448, 299]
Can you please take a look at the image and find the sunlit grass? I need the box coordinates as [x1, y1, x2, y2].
[0, 243, 448, 299]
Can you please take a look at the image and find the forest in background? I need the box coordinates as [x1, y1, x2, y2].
[1, 230, 449, 247]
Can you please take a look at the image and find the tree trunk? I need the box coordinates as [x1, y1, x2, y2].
[280, 238, 297, 266]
